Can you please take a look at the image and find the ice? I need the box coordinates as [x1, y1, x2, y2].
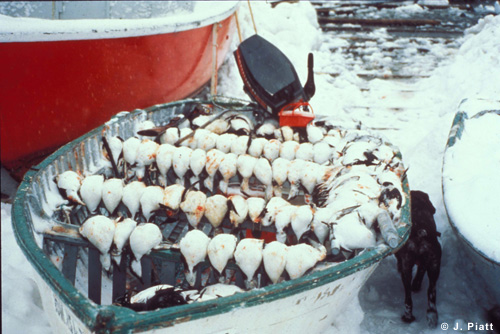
[2, 1, 500, 333]
[395, 4, 426, 17]
[418, 0, 449, 5]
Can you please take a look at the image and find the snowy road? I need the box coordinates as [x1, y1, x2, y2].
[2, 1, 500, 333]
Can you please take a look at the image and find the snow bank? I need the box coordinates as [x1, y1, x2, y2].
[419, 14, 500, 115]
[217, 1, 322, 101]
[443, 109, 500, 262]
[1, 203, 51, 333]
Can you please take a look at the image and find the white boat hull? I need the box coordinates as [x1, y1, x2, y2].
[442, 98, 500, 303]
[34, 263, 378, 334]
[35, 274, 90, 334]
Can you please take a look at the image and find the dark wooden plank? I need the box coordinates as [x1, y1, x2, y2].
[88, 247, 102, 304]
[318, 17, 441, 27]
[112, 254, 127, 302]
[62, 244, 78, 285]
[159, 261, 177, 285]
[259, 266, 272, 288]
[386, 28, 463, 39]
[235, 268, 245, 289]
[208, 268, 217, 285]
[320, 26, 373, 33]
[194, 267, 202, 290]
[317, 71, 429, 81]
[161, 222, 175, 240]
[166, 219, 188, 242]
[313, 1, 414, 8]
[140, 256, 152, 290]
[314, 2, 470, 10]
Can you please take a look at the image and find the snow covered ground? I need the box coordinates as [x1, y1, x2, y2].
[2, 1, 499, 333]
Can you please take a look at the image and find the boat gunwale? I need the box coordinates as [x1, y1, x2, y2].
[442, 98, 500, 267]
[0, 2, 240, 42]
[12, 97, 411, 333]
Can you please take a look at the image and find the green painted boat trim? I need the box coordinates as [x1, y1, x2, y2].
[12, 98, 411, 333]
[445, 111, 468, 148]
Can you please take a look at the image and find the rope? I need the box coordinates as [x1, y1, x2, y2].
[212, 2, 258, 99]
[210, 23, 219, 97]
[247, 0, 258, 35]
[234, 10, 243, 43]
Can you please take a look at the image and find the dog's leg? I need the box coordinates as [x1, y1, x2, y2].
[425, 249, 441, 328]
[426, 269, 438, 327]
[412, 263, 426, 292]
[398, 254, 416, 323]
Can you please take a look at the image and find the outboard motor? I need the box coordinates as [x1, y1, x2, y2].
[234, 34, 315, 127]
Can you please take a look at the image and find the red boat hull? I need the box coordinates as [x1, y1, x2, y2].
[0, 13, 235, 175]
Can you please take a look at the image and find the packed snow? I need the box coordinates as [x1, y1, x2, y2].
[2, 1, 500, 334]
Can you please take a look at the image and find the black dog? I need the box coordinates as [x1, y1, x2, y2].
[395, 190, 442, 327]
[487, 305, 500, 334]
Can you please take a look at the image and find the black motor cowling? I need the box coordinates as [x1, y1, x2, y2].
[234, 34, 315, 116]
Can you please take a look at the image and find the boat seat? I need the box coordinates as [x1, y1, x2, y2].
[41, 215, 285, 305]
[43, 224, 176, 304]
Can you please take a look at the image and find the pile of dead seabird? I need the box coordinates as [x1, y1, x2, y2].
[51, 103, 406, 310]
